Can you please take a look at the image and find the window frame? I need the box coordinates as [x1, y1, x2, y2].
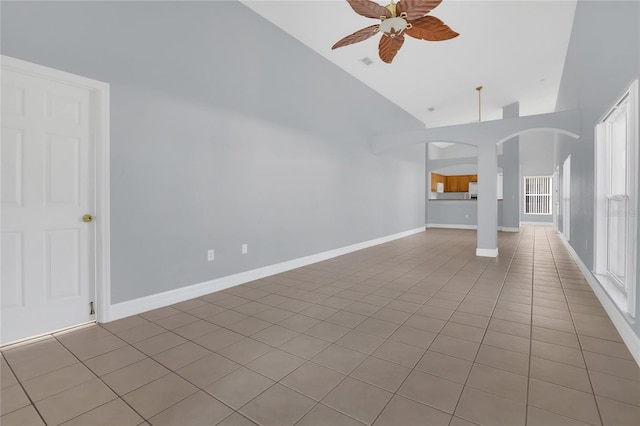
[523, 176, 553, 215]
[594, 79, 638, 318]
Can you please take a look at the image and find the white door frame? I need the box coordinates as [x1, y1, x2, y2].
[2, 55, 111, 325]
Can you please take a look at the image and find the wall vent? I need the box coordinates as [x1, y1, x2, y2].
[360, 57, 374, 66]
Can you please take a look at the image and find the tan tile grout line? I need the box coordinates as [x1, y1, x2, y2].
[0, 352, 48, 425]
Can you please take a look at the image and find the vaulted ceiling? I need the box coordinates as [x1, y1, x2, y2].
[242, 0, 577, 128]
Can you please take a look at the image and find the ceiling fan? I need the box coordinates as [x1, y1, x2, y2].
[332, 0, 459, 64]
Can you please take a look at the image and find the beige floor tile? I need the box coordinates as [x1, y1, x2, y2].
[325, 310, 367, 328]
[186, 303, 227, 319]
[312, 344, 368, 374]
[152, 341, 211, 370]
[350, 356, 410, 392]
[415, 350, 472, 384]
[205, 367, 274, 409]
[102, 357, 169, 395]
[206, 310, 247, 327]
[277, 299, 314, 313]
[336, 330, 385, 355]
[113, 322, 167, 344]
[388, 325, 437, 350]
[139, 306, 181, 321]
[123, 373, 198, 419]
[170, 319, 221, 340]
[475, 344, 530, 375]
[240, 383, 315, 426]
[217, 338, 272, 365]
[193, 328, 244, 352]
[583, 351, 640, 381]
[450, 311, 491, 328]
[429, 334, 480, 361]
[301, 305, 339, 320]
[449, 415, 479, 426]
[59, 333, 128, 361]
[482, 330, 530, 355]
[416, 305, 454, 321]
[488, 318, 531, 338]
[251, 324, 299, 346]
[3, 338, 77, 381]
[35, 379, 116, 425]
[526, 406, 592, 426]
[355, 318, 400, 338]
[373, 395, 451, 426]
[149, 390, 232, 426]
[281, 361, 345, 401]
[153, 312, 199, 330]
[529, 356, 591, 392]
[466, 363, 528, 402]
[62, 398, 143, 426]
[578, 336, 635, 361]
[297, 404, 364, 426]
[1, 384, 29, 416]
[0, 405, 45, 426]
[227, 317, 272, 336]
[304, 321, 351, 342]
[246, 349, 305, 381]
[176, 352, 240, 388]
[217, 412, 258, 426]
[442, 322, 486, 343]
[279, 334, 331, 359]
[132, 331, 187, 356]
[22, 363, 96, 402]
[371, 308, 411, 325]
[232, 301, 271, 316]
[254, 307, 296, 323]
[531, 340, 585, 368]
[371, 339, 425, 368]
[596, 396, 640, 426]
[589, 370, 640, 407]
[398, 370, 463, 413]
[528, 378, 601, 425]
[323, 377, 393, 425]
[531, 326, 580, 349]
[343, 301, 381, 316]
[83, 345, 146, 376]
[455, 386, 526, 426]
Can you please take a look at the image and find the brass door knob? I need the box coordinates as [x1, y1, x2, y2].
[82, 214, 94, 223]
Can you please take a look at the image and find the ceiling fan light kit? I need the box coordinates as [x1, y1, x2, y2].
[332, 0, 459, 64]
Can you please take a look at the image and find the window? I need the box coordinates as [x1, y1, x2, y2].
[594, 79, 638, 317]
[524, 176, 552, 214]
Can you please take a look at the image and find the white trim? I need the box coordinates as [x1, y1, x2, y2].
[426, 224, 476, 230]
[520, 221, 553, 226]
[558, 234, 640, 366]
[500, 227, 520, 233]
[476, 248, 498, 257]
[0, 56, 111, 327]
[105, 227, 425, 322]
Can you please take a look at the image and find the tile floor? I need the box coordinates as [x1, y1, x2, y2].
[1, 227, 639, 426]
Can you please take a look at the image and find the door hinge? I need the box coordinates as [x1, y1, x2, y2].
[90, 301, 95, 315]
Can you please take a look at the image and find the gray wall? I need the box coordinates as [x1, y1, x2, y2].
[554, 1, 639, 336]
[427, 200, 503, 228]
[1, 1, 426, 303]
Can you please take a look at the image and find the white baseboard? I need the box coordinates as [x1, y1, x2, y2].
[558, 234, 640, 366]
[106, 227, 426, 322]
[521, 221, 553, 226]
[500, 227, 520, 233]
[476, 248, 499, 257]
[426, 223, 476, 230]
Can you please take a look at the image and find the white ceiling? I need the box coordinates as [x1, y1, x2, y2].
[241, 0, 577, 128]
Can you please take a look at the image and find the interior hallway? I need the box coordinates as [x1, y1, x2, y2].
[1, 227, 638, 426]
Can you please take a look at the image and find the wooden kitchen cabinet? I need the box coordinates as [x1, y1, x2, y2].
[430, 173, 478, 192]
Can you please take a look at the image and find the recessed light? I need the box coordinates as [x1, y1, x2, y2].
[360, 57, 374, 66]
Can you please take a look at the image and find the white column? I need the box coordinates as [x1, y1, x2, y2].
[476, 142, 499, 257]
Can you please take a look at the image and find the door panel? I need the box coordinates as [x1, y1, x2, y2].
[1, 64, 96, 344]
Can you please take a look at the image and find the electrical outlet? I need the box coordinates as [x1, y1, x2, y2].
[207, 249, 214, 261]
[242, 244, 248, 254]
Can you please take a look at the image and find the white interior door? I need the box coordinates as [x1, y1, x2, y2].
[1, 59, 102, 344]
[562, 156, 571, 241]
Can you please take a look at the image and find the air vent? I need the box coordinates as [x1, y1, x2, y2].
[427, 107, 436, 112]
[360, 57, 374, 66]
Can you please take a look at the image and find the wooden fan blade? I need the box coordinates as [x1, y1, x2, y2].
[346, 0, 392, 19]
[332, 25, 380, 49]
[378, 32, 405, 63]
[405, 15, 459, 41]
[396, 0, 443, 20]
